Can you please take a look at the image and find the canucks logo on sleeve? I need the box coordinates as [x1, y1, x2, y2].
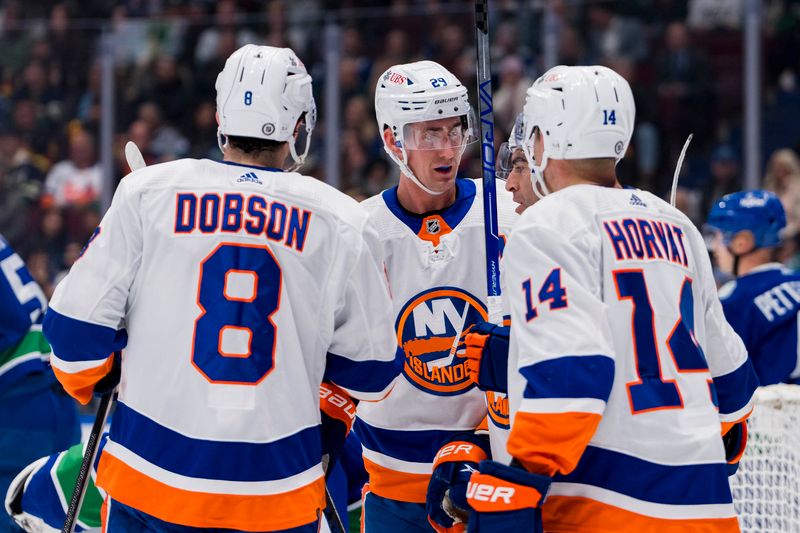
[396, 287, 487, 395]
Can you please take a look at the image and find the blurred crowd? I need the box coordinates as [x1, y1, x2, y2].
[1, 0, 799, 297]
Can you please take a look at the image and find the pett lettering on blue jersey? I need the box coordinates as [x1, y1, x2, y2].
[719, 264, 800, 385]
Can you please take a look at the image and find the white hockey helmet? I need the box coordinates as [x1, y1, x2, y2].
[521, 65, 635, 197]
[375, 60, 475, 195]
[216, 44, 316, 169]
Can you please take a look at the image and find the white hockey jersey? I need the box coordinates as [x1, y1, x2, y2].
[501, 185, 758, 532]
[43, 159, 400, 531]
[355, 178, 517, 503]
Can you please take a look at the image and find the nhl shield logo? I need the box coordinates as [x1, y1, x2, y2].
[426, 218, 441, 235]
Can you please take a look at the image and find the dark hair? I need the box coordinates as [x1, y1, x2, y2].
[227, 135, 284, 154]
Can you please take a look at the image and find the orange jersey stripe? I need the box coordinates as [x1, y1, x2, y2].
[720, 408, 752, 436]
[96, 452, 325, 531]
[52, 354, 114, 405]
[362, 457, 429, 503]
[507, 411, 603, 477]
[543, 495, 740, 532]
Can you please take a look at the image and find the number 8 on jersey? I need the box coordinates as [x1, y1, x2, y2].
[192, 242, 281, 385]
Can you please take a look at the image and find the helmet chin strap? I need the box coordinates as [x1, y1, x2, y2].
[729, 243, 757, 277]
[522, 140, 550, 199]
[385, 145, 447, 196]
[287, 128, 312, 172]
[217, 129, 228, 154]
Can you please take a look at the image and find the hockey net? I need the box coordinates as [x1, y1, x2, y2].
[730, 384, 800, 532]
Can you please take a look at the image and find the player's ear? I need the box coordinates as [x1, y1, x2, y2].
[383, 127, 402, 158]
[730, 230, 756, 255]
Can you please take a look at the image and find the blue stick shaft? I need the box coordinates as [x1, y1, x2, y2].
[475, 0, 502, 323]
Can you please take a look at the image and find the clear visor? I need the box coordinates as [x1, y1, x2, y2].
[496, 142, 529, 180]
[701, 226, 727, 251]
[401, 110, 477, 151]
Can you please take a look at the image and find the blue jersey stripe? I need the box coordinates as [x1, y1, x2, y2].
[325, 350, 401, 394]
[111, 402, 321, 482]
[354, 419, 465, 463]
[714, 359, 759, 416]
[43, 309, 127, 363]
[520, 355, 614, 401]
[556, 445, 732, 505]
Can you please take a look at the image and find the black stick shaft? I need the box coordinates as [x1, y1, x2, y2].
[324, 484, 346, 533]
[62, 391, 114, 533]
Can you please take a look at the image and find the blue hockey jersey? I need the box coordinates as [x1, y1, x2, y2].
[0, 234, 50, 389]
[719, 263, 800, 385]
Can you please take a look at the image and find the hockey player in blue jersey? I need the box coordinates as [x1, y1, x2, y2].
[706, 190, 800, 385]
[0, 234, 80, 532]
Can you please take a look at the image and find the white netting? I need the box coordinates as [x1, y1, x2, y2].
[731, 384, 800, 533]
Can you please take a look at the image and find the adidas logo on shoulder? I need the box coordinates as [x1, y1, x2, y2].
[629, 193, 647, 208]
[237, 172, 262, 184]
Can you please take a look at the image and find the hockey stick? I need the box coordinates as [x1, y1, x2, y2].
[324, 484, 346, 533]
[122, 141, 347, 533]
[669, 134, 693, 207]
[475, 0, 503, 325]
[62, 375, 115, 533]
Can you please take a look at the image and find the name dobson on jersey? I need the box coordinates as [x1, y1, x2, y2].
[396, 287, 487, 396]
[173, 192, 311, 252]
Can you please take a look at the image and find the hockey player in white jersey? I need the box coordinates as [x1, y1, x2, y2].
[41, 44, 400, 532]
[354, 61, 517, 532]
[464, 65, 759, 532]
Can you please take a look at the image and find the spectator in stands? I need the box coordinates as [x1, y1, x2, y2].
[194, 0, 257, 65]
[494, 55, 532, 134]
[763, 148, 800, 235]
[585, 1, 647, 63]
[11, 99, 52, 160]
[656, 21, 712, 183]
[43, 129, 101, 208]
[0, 123, 48, 250]
[140, 56, 190, 125]
[186, 101, 220, 160]
[136, 102, 189, 162]
[701, 144, 742, 217]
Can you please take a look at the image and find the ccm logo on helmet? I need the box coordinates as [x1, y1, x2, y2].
[466, 482, 515, 504]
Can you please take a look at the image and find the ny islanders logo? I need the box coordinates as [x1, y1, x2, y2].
[486, 391, 509, 429]
[396, 287, 487, 396]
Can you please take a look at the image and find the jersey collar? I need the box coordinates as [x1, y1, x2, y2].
[381, 179, 476, 245]
[219, 160, 285, 173]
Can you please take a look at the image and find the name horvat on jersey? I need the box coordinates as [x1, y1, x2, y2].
[603, 218, 689, 267]
[174, 192, 311, 252]
[396, 287, 488, 396]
